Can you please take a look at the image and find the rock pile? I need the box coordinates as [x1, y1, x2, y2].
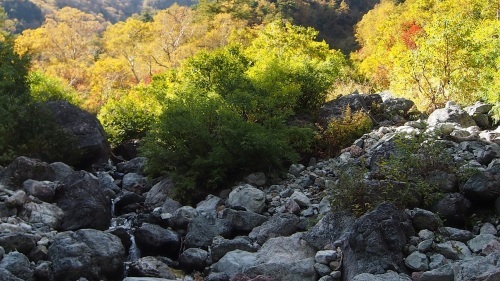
[0, 96, 498, 281]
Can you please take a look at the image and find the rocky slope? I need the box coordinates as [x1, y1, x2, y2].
[0, 95, 499, 281]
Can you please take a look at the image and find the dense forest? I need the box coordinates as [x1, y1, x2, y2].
[1, 0, 499, 197]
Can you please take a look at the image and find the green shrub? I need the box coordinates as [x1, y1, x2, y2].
[328, 133, 453, 216]
[315, 107, 373, 158]
[28, 71, 82, 106]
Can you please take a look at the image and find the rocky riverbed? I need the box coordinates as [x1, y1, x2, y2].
[0, 96, 499, 281]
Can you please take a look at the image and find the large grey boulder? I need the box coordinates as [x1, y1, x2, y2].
[0, 156, 55, 190]
[196, 194, 225, 218]
[211, 250, 258, 277]
[178, 248, 209, 272]
[134, 223, 180, 259]
[342, 203, 414, 281]
[433, 193, 471, 227]
[43, 101, 110, 168]
[0, 251, 34, 281]
[145, 178, 175, 208]
[427, 102, 476, 127]
[169, 206, 199, 231]
[116, 157, 146, 174]
[23, 180, 56, 202]
[351, 271, 412, 281]
[20, 202, 64, 230]
[244, 233, 317, 281]
[48, 229, 126, 281]
[211, 236, 258, 262]
[227, 185, 266, 214]
[49, 162, 74, 182]
[185, 216, 232, 249]
[0, 233, 37, 255]
[220, 208, 268, 234]
[249, 213, 300, 245]
[318, 93, 382, 128]
[453, 253, 500, 281]
[462, 164, 500, 203]
[54, 171, 112, 231]
[303, 211, 355, 250]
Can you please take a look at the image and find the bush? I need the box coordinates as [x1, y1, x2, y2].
[28, 71, 82, 106]
[315, 107, 373, 158]
[328, 133, 453, 216]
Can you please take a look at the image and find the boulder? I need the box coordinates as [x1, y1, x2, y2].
[342, 203, 414, 281]
[404, 251, 429, 271]
[220, 208, 268, 234]
[249, 213, 300, 245]
[196, 194, 225, 218]
[23, 180, 57, 202]
[438, 227, 473, 242]
[408, 208, 441, 231]
[351, 271, 412, 281]
[434, 241, 472, 260]
[453, 253, 500, 281]
[134, 223, 180, 259]
[0, 156, 55, 190]
[211, 250, 258, 277]
[245, 172, 267, 187]
[43, 101, 110, 168]
[116, 157, 146, 174]
[462, 164, 500, 203]
[128, 256, 176, 279]
[113, 192, 145, 216]
[211, 236, 259, 262]
[427, 102, 476, 127]
[0, 251, 34, 281]
[227, 185, 266, 214]
[169, 206, 199, 231]
[0, 233, 37, 255]
[122, 172, 148, 193]
[467, 234, 499, 253]
[434, 193, 471, 227]
[185, 216, 232, 249]
[318, 93, 382, 128]
[49, 162, 74, 182]
[48, 229, 126, 281]
[144, 178, 175, 208]
[178, 248, 209, 272]
[244, 233, 317, 281]
[303, 211, 355, 250]
[20, 202, 64, 230]
[54, 171, 112, 231]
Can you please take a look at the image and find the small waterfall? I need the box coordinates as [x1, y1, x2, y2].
[128, 233, 141, 262]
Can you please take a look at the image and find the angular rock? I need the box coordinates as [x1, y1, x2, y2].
[405, 251, 429, 271]
[434, 241, 472, 260]
[351, 271, 412, 281]
[467, 234, 499, 253]
[144, 178, 175, 208]
[314, 263, 331, 277]
[0, 251, 34, 281]
[114, 192, 145, 216]
[185, 216, 232, 249]
[0, 156, 55, 190]
[23, 180, 56, 202]
[0, 233, 37, 255]
[196, 194, 224, 218]
[227, 185, 266, 214]
[244, 233, 317, 281]
[427, 102, 476, 127]
[134, 223, 180, 259]
[408, 208, 441, 231]
[5, 190, 27, 207]
[290, 190, 311, 207]
[169, 206, 198, 231]
[211, 250, 257, 277]
[245, 172, 267, 187]
[43, 101, 110, 168]
[438, 227, 473, 242]
[303, 211, 355, 250]
[54, 171, 112, 231]
[220, 208, 268, 234]
[453, 254, 500, 281]
[48, 229, 125, 281]
[116, 157, 146, 174]
[249, 213, 300, 245]
[434, 193, 471, 227]
[480, 222, 498, 235]
[462, 165, 500, 203]
[122, 172, 148, 193]
[211, 236, 258, 262]
[128, 256, 176, 279]
[419, 264, 454, 281]
[20, 202, 64, 230]
[315, 250, 338, 264]
[178, 248, 209, 272]
[342, 203, 414, 281]
[49, 162, 74, 182]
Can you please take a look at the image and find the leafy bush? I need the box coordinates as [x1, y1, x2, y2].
[28, 71, 82, 105]
[315, 107, 373, 158]
[98, 85, 163, 147]
[328, 133, 453, 216]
